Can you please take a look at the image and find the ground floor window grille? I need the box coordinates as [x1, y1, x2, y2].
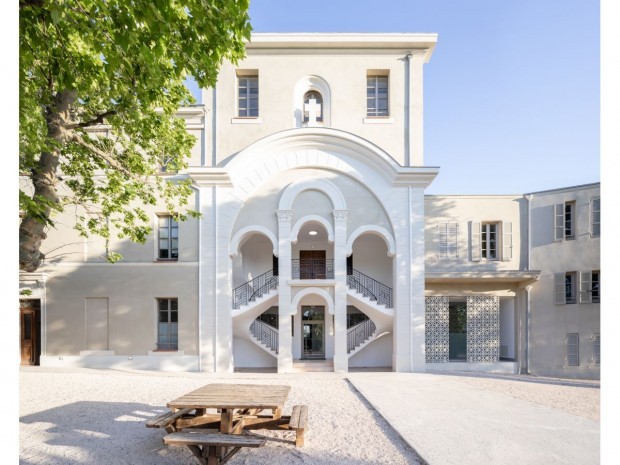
[567, 333, 579, 366]
[157, 298, 178, 350]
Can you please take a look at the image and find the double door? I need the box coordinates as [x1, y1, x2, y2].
[301, 305, 324, 359]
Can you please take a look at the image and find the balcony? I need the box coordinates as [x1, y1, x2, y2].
[292, 259, 334, 279]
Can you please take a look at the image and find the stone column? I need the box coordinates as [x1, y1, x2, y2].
[199, 186, 216, 372]
[276, 210, 294, 373]
[409, 51, 426, 166]
[409, 187, 427, 371]
[333, 209, 349, 372]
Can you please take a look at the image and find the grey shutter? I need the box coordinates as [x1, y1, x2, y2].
[502, 221, 512, 261]
[554, 203, 564, 241]
[591, 197, 600, 238]
[554, 273, 566, 305]
[579, 271, 592, 304]
[471, 221, 481, 261]
[593, 333, 600, 365]
[448, 222, 459, 260]
[437, 223, 447, 259]
[567, 333, 579, 366]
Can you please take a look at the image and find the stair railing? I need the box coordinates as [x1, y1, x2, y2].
[232, 269, 278, 309]
[346, 269, 392, 308]
[347, 318, 377, 354]
[250, 319, 279, 354]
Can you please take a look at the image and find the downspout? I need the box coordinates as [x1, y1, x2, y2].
[405, 53, 413, 166]
[525, 193, 533, 374]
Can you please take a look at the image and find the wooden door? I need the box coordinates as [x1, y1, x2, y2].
[20, 304, 40, 366]
[300, 250, 326, 279]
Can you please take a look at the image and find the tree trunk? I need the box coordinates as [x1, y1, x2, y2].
[19, 90, 76, 272]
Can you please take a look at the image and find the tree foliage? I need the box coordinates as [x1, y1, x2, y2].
[19, 0, 251, 271]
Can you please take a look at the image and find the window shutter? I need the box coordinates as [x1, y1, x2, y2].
[591, 197, 600, 238]
[554, 273, 566, 305]
[554, 204, 564, 241]
[471, 221, 481, 261]
[448, 222, 459, 260]
[593, 333, 600, 365]
[579, 271, 592, 304]
[567, 333, 579, 366]
[437, 223, 447, 259]
[501, 221, 512, 261]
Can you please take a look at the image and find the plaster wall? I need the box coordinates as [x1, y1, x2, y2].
[233, 337, 277, 368]
[350, 234, 393, 286]
[349, 334, 393, 368]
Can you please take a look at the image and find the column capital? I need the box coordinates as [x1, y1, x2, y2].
[276, 209, 294, 222]
[332, 209, 349, 221]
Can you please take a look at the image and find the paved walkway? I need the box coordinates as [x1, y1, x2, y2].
[347, 372, 599, 465]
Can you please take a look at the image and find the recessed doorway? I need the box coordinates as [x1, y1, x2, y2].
[301, 305, 325, 359]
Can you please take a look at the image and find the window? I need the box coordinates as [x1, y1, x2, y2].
[237, 74, 258, 117]
[471, 221, 512, 262]
[157, 298, 178, 350]
[591, 270, 600, 303]
[591, 196, 600, 238]
[554, 201, 576, 240]
[567, 333, 579, 366]
[303, 91, 323, 122]
[438, 222, 458, 260]
[158, 215, 178, 260]
[593, 333, 600, 366]
[555, 272, 577, 304]
[367, 74, 389, 117]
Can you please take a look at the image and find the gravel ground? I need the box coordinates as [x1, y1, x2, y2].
[19, 368, 424, 465]
[19, 368, 600, 465]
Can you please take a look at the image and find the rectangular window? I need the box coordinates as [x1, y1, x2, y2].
[481, 223, 498, 260]
[591, 196, 600, 238]
[593, 333, 600, 366]
[592, 270, 600, 303]
[157, 298, 178, 350]
[567, 333, 579, 366]
[564, 201, 576, 239]
[565, 272, 577, 304]
[367, 75, 389, 117]
[438, 222, 458, 260]
[158, 215, 178, 260]
[238, 75, 259, 117]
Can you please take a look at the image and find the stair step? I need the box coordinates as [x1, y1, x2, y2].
[291, 360, 334, 372]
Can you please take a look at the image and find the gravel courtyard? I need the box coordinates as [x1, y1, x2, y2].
[19, 367, 599, 465]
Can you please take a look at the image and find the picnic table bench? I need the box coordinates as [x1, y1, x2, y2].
[164, 432, 266, 465]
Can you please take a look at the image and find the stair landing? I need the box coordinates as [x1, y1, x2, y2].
[291, 359, 334, 372]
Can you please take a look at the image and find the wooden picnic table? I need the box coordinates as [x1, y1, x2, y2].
[148, 383, 307, 465]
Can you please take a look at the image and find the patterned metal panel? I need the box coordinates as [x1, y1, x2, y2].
[466, 296, 500, 363]
[425, 296, 450, 363]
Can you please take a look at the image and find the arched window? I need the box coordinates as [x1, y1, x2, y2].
[303, 91, 323, 123]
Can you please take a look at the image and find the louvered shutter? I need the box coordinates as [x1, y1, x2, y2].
[593, 333, 600, 365]
[579, 271, 592, 304]
[437, 223, 447, 259]
[567, 333, 579, 366]
[448, 222, 459, 260]
[471, 221, 481, 261]
[502, 221, 512, 261]
[554, 273, 566, 305]
[554, 204, 564, 241]
[591, 197, 600, 238]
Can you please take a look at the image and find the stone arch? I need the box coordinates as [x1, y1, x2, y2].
[293, 75, 331, 127]
[228, 226, 278, 258]
[279, 177, 346, 211]
[291, 288, 335, 315]
[290, 215, 335, 244]
[346, 225, 396, 257]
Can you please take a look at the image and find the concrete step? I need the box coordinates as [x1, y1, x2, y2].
[291, 359, 334, 372]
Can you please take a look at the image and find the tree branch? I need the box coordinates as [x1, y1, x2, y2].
[66, 110, 116, 129]
[71, 133, 139, 180]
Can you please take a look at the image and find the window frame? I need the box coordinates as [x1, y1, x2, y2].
[366, 74, 389, 117]
[237, 74, 259, 118]
[157, 214, 179, 261]
[481, 222, 499, 260]
[591, 270, 600, 303]
[565, 271, 577, 304]
[157, 298, 178, 351]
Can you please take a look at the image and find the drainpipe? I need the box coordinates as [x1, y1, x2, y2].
[524, 193, 533, 374]
[405, 52, 412, 166]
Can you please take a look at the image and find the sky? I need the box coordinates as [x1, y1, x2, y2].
[186, 0, 600, 195]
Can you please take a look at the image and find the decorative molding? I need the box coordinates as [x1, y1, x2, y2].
[425, 296, 449, 363]
[332, 210, 349, 221]
[291, 287, 335, 315]
[290, 215, 334, 244]
[229, 226, 279, 258]
[231, 117, 263, 124]
[363, 117, 394, 124]
[346, 225, 396, 257]
[276, 210, 294, 222]
[278, 177, 347, 211]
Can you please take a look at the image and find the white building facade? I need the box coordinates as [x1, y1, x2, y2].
[19, 34, 600, 379]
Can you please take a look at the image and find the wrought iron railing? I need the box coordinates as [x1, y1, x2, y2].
[232, 269, 278, 309]
[292, 259, 334, 279]
[347, 318, 377, 354]
[346, 269, 392, 308]
[250, 319, 279, 354]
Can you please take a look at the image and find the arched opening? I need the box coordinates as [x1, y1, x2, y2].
[291, 288, 335, 362]
[303, 90, 323, 123]
[292, 220, 334, 280]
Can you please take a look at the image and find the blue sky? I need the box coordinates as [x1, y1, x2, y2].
[186, 0, 600, 195]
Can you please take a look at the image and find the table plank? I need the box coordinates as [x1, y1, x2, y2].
[167, 384, 291, 410]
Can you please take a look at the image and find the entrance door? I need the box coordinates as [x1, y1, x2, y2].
[301, 305, 325, 359]
[20, 300, 41, 366]
[300, 250, 326, 279]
